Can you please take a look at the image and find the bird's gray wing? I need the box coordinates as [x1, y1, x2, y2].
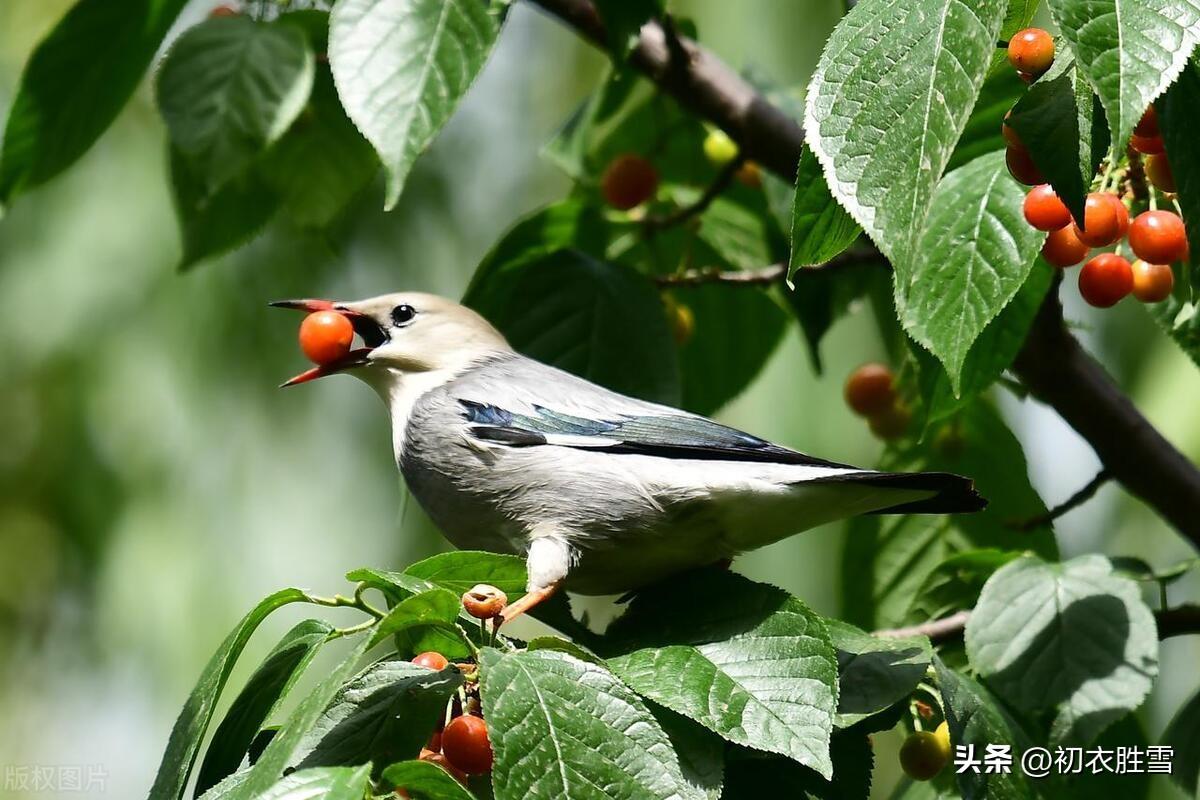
[458, 399, 853, 469]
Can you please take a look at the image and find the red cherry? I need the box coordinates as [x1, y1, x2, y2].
[1002, 111, 1022, 147]
[1109, 194, 1130, 240]
[1131, 134, 1165, 155]
[1072, 193, 1127, 247]
[1145, 154, 1176, 193]
[843, 363, 897, 418]
[1131, 260, 1175, 303]
[1134, 106, 1159, 137]
[1128, 210, 1188, 264]
[1023, 184, 1071, 231]
[412, 651, 450, 671]
[298, 311, 354, 365]
[601, 154, 659, 210]
[1078, 254, 1133, 308]
[868, 405, 912, 441]
[1008, 28, 1055, 76]
[1006, 145, 1044, 186]
[442, 715, 493, 775]
[1041, 226, 1090, 268]
[209, 4, 239, 17]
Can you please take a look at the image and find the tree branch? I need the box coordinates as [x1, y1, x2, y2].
[1008, 469, 1112, 531]
[876, 605, 1200, 644]
[528, 0, 1200, 549]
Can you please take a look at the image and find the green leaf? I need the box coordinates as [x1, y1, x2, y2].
[403, 551, 529, 601]
[257, 764, 372, 800]
[825, 620, 932, 729]
[1007, 55, 1105, 222]
[157, 16, 315, 193]
[897, 152, 1046, 394]
[904, 549, 1021, 624]
[1162, 686, 1200, 798]
[592, 0, 662, 55]
[1146, 278, 1200, 366]
[296, 659, 463, 774]
[147, 588, 308, 800]
[603, 569, 839, 779]
[841, 401, 1055, 628]
[935, 658, 1037, 800]
[789, 146, 863, 274]
[195, 619, 334, 796]
[169, 148, 281, 270]
[695, 196, 777, 271]
[651, 705, 724, 800]
[912, 259, 1053, 425]
[465, 248, 681, 405]
[0, 0, 189, 207]
[947, 68, 1026, 171]
[1159, 58, 1200, 279]
[380, 760, 478, 799]
[262, 65, 380, 229]
[479, 648, 702, 800]
[785, 256, 889, 373]
[965, 554, 1159, 745]
[721, 733, 874, 800]
[369, 587, 467, 657]
[669, 285, 788, 415]
[228, 633, 375, 799]
[329, 0, 500, 208]
[1047, 0, 1200, 157]
[804, 0, 1007, 268]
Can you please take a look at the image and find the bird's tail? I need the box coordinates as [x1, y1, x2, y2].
[828, 470, 988, 515]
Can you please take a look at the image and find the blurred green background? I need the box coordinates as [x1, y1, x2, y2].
[1, 1, 1198, 797]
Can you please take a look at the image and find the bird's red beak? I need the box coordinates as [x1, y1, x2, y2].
[270, 298, 381, 386]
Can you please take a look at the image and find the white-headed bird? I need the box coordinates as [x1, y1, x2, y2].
[273, 293, 985, 621]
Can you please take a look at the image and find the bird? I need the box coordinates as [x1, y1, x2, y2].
[272, 292, 985, 622]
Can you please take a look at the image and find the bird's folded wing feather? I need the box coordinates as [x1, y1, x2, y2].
[459, 398, 852, 468]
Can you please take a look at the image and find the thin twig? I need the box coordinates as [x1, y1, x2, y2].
[877, 611, 972, 645]
[654, 263, 784, 288]
[643, 155, 743, 231]
[1008, 469, 1112, 531]
[874, 604, 1200, 643]
[654, 247, 884, 289]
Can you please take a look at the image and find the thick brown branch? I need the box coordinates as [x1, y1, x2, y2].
[1013, 289, 1200, 545]
[528, 0, 1200, 548]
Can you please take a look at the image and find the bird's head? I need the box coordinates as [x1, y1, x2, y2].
[271, 292, 510, 389]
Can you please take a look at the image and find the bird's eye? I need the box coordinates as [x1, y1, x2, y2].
[391, 304, 416, 327]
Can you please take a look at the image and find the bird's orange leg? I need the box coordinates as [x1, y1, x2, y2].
[499, 581, 562, 625]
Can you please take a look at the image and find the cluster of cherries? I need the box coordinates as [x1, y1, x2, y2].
[844, 363, 909, 441]
[394, 584, 507, 796]
[1004, 28, 1188, 308]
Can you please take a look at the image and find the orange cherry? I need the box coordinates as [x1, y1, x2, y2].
[442, 715, 494, 775]
[412, 651, 450, 671]
[1131, 260, 1175, 303]
[1072, 193, 1127, 248]
[1129, 210, 1188, 264]
[844, 363, 897, 418]
[1006, 145, 1044, 186]
[1078, 253, 1133, 308]
[1008, 29, 1055, 76]
[298, 311, 354, 365]
[601, 154, 659, 210]
[1042, 226, 1090, 267]
[1023, 184, 1071, 231]
[1145, 154, 1176, 193]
